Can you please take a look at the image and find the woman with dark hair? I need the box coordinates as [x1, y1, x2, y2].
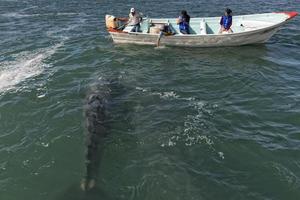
[219, 8, 233, 34]
[177, 10, 190, 34]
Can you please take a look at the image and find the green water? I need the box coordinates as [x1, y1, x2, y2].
[0, 0, 300, 199]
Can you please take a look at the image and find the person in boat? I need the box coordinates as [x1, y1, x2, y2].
[176, 10, 190, 34]
[116, 8, 142, 32]
[219, 8, 233, 34]
[120, 7, 142, 32]
[105, 15, 119, 30]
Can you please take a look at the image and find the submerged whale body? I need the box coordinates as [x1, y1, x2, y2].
[81, 84, 111, 191]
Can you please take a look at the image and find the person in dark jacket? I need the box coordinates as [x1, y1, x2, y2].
[219, 8, 233, 34]
[177, 10, 190, 34]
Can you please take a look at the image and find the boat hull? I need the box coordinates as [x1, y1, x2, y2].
[109, 23, 283, 47]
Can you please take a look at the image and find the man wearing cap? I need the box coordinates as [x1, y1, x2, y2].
[127, 8, 142, 32]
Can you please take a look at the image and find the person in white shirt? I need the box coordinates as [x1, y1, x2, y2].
[116, 8, 142, 32]
[127, 8, 142, 32]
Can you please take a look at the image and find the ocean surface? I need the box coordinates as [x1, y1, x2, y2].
[1, 0, 300, 199]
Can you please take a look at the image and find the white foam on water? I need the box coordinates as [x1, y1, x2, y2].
[135, 87, 181, 100]
[154, 45, 166, 50]
[136, 87, 196, 101]
[158, 91, 180, 100]
[135, 86, 148, 92]
[20, 6, 39, 12]
[161, 99, 217, 151]
[36, 86, 48, 98]
[1, 12, 79, 18]
[136, 87, 220, 156]
[1, 12, 32, 18]
[0, 43, 62, 94]
[218, 152, 225, 159]
[0, 161, 8, 171]
[182, 100, 216, 147]
[37, 93, 46, 98]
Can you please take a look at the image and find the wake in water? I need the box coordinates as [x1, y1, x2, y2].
[1, 11, 79, 18]
[0, 44, 62, 94]
[0, 8, 86, 95]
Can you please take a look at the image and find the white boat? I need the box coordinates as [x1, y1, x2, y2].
[106, 12, 298, 47]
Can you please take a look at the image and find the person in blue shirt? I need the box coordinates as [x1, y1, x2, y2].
[177, 10, 190, 34]
[219, 8, 233, 34]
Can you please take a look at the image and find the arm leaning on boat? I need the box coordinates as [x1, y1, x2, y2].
[219, 8, 233, 34]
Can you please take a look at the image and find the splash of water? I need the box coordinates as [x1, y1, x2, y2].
[0, 44, 61, 94]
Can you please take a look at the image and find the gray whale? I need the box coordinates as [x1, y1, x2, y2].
[81, 84, 111, 191]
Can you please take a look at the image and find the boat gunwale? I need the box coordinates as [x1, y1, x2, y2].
[109, 20, 286, 38]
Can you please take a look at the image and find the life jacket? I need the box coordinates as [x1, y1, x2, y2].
[178, 15, 190, 31]
[220, 15, 232, 30]
[105, 15, 118, 29]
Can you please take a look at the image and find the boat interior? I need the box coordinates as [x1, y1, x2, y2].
[136, 13, 287, 35]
